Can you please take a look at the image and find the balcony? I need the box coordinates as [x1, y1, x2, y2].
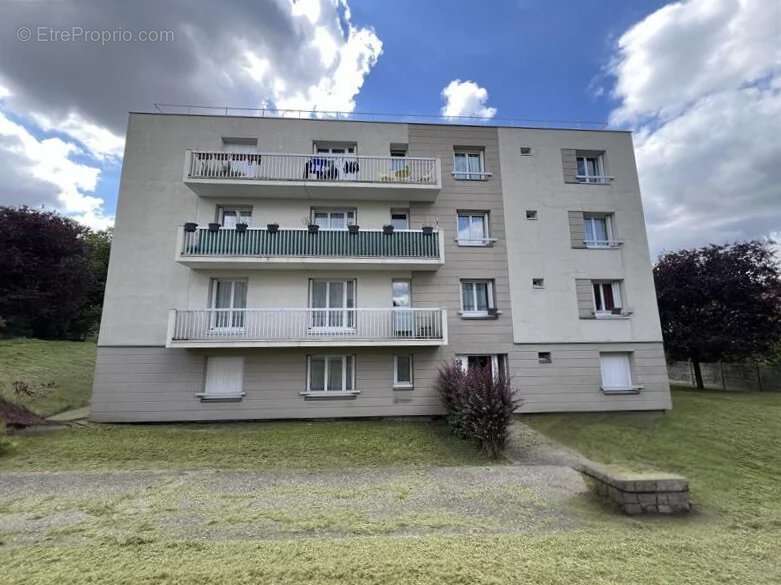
[183, 151, 442, 201]
[175, 226, 445, 270]
[166, 308, 448, 348]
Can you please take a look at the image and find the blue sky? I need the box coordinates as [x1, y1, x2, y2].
[351, 1, 667, 122]
[0, 0, 778, 255]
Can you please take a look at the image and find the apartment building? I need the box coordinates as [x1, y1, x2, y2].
[91, 112, 671, 422]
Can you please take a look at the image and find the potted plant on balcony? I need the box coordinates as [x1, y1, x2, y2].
[383, 224, 395, 235]
[235, 222, 248, 233]
[348, 224, 360, 234]
[208, 222, 221, 233]
[184, 222, 198, 233]
[267, 223, 279, 234]
[422, 225, 434, 235]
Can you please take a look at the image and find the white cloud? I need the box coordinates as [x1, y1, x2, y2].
[0, 0, 382, 228]
[0, 112, 112, 229]
[440, 80, 497, 118]
[609, 0, 781, 256]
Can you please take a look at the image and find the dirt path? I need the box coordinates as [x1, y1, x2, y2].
[0, 462, 589, 546]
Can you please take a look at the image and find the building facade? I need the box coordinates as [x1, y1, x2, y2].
[91, 113, 671, 422]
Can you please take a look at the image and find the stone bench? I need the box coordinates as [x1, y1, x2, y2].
[577, 462, 690, 515]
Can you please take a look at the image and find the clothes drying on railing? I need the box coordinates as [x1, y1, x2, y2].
[304, 157, 338, 180]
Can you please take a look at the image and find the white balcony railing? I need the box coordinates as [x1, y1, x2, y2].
[576, 175, 613, 184]
[186, 151, 440, 186]
[168, 308, 446, 345]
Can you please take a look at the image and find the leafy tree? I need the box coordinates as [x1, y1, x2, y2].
[0, 206, 111, 340]
[654, 240, 781, 388]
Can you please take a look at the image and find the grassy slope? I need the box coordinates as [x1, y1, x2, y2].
[0, 338, 96, 416]
[1, 341, 780, 584]
[526, 387, 781, 525]
[0, 420, 487, 471]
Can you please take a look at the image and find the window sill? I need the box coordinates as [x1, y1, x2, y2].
[583, 241, 623, 249]
[197, 392, 246, 402]
[455, 239, 497, 247]
[601, 385, 643, 395]
[392, 384, 414, 391]
[451, 173, 492, 181]
[459, 311, 501, 320]
[299, 390, 360, 399]
[593, 312, 633, 320]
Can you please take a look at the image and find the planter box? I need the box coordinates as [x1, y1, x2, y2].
[348, 224, 360, 234]
[267, 223, 279, 234]
[184, 222, 198, 233]
[208, 223, 221, 233]
[308, 224, 320, 234]
[383, 225, 394, 235]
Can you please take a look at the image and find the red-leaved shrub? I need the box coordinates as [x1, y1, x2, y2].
[436, 361, 521, 458]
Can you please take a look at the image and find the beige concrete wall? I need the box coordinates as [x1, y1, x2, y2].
[98, 114, 414, 347]
[497, 127, 664, 344]
[95, 114, 671, 420]
[91, 342, 670, 422]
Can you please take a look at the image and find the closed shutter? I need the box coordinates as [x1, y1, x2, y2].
[568, 211, 586, 248]
[599, 353, 632, 391]
[204, 356, 244, 396]
[575, 279, 595, 319]
[561, 149, 578, 183]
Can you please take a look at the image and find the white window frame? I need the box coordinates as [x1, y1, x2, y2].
[599, 352, 640, 393]
[456, 211, 494, 246]
[592, 280, 623, 316]
[393, 354, 414, 389]
[217, 206, 253, 227]
[455, 354, 505, 381]
[584, 213, 615, 248]
[460, 279, 495, 317]
[311, 208, 357, 230]
[308, 279, 356, 331]
[576, 153, 610, 184]
[453, 150, 489, 180]
[306, 354, 356, 392]
[200, 356, 245, 400]
[390, 209, 410, 230]
[209, 278, 247, 331]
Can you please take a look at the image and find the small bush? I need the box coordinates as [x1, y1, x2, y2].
[435, 362, 469, 438]
[436, 362, 521, 459]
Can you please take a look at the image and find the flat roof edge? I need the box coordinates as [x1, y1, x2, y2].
[127, 111, 632, 134]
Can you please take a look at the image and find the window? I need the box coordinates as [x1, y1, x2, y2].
[310, 279, 356, 329]
[222, 138, 257, 153]
[584, 214, 613, 247]
[592, 280, 623, 315]
[390, 147, 408, 172]
[520, 146, 533, 156]
[390, 209, 410, 230]
[532, 278, 545, 289]
[307, 355, 355, 392]
[599, 352, 634, 392]
[394, 355, 414, 388]
[538, 352, 552, 364]
[453, 150, 486, 180]
[312, 208, 356, 230]
[455, 354, 507, 380]
[576, 153, 607, 183]
[457, 211, 490, 245]
[218, 206, 252, 228]
[460, 280, 495, 316]
[525, 210, 538, 220]
[210, 279, 247, 329]
[202, 356, 244, 399]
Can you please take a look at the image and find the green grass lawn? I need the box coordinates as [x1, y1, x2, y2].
[0, 338, 96, 416]
[525, 386, 781, 527]
[0, 419, 487, 471]
[1, 338, 780, 584]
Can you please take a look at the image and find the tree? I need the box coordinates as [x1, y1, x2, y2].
[654, 240, 781, 389]
[0, 206, 111, 340]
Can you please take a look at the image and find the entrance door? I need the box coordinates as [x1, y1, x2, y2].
[392, 280, 412, 336]
[310, 280, 355, 330]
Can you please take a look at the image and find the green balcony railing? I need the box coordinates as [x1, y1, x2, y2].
[180, 227, 441, 259]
